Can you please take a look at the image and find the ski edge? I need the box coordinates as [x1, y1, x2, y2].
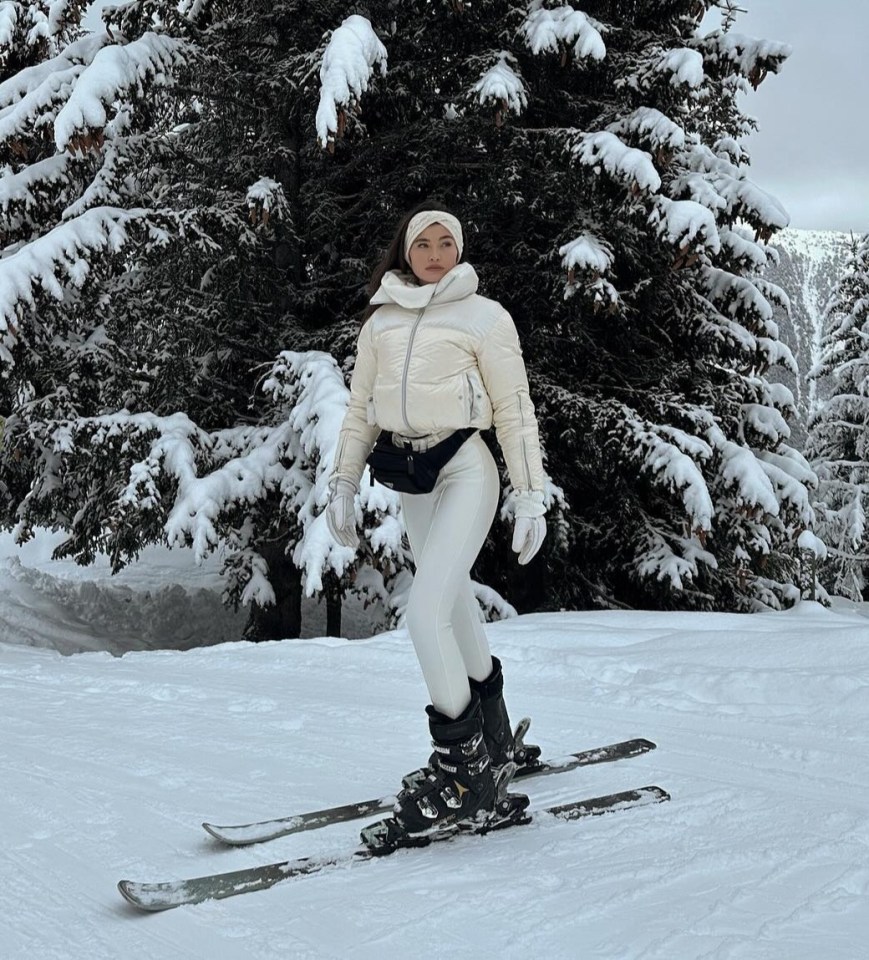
[201, 737, 658, 846]
[119, 783, 670, 912]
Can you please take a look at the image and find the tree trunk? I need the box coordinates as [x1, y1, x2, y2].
[243, 538, 302, 641]
[324, 571, 343, 637]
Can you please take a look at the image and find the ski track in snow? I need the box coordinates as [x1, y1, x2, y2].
[1, 540, 868, 958]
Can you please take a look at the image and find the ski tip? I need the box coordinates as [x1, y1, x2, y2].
[118, 879, 154, 911]
[118, 879, 184, 912]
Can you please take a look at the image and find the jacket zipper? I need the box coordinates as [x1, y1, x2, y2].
[518, 394, 532, 489]
[401, 307, 427, 431]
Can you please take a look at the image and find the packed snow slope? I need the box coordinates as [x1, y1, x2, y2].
[2, 536, 868, 959]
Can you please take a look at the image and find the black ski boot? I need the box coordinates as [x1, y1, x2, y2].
[362, 692, 529, 854]
[399, 657, 541, 794]
[470, 656, 542, 772]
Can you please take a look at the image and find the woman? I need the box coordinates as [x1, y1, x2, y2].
[326, 200, 548, 844]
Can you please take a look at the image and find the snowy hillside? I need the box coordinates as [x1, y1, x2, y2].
[764, 227, 851, 446]
[2, 535, 868, 958]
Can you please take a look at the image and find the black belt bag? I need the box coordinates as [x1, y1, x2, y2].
[366, 429, 477, 494]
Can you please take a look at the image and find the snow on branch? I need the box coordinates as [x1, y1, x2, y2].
[740, 402, 790, 444]
[164, 419, 296, 567]
[755, 453, 814, 522]
[176, 0, 213, 22]
[718, 226, 771, 272]
[607, 107, 686, 155]
[66, 410, 209, 472]
[572, 131, 661, 195]
[0, 152, 73, 225]
[623, 412, 715, 532]
[0, 58, 87, 146]
[262, 349, 403, 593]
[62, 137, 129, 218]
[558, 232, 617, 304]
[635, 527, 717, 590]
[23, 409, 211, 548]
[519, 4, 606, 63]
[756, 449, 818, 519]
[0, 33, 104, 113]
[45, 0, 82, 37]
[706, 423, 780, 516]
[656, 48, 705, 88]
[246, 177, 289, 228]
[0, 2, 20, 53]
[559, 231, 613, 276]
[471, 51, 528, 127]
[648, 196, 720, 266]
[693, 31, 791, 89]
[700, 266, 773, 324]
[751, 276, 790, 315]
[676, 144, 789, 238]
[0, 206, 149, 362]
[54, 32, 188, 151]
[697, 268, 796, 372]
[797, 529, 827, 560]
[315, 14, 388, 151]
[620, 46, 705, 94]
[724, 177, 790, 237]
[266, 351, 359, 588]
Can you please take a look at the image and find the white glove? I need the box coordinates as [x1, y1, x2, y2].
[512, 516, 546, 565]
[511, 489, 546, 564]
[325, 478, 360, 549]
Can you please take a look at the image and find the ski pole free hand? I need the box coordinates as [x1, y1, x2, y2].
[325, 478, 360, 549]
[512, 516, 546, 565]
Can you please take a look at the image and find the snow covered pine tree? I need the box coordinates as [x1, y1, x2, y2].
[304, 0, 817, 612]
[0, 1, 190, 559]
[0, 2, 430, 640]
[1, 1, 822, 640]
[805, 233, 869, 601]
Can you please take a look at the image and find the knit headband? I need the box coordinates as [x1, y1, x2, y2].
[403, 211, 464, 262]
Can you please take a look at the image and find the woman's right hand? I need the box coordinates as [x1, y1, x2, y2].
[325, 478, 360, 549]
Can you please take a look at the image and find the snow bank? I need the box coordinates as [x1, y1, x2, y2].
[0, 532, 867, 957]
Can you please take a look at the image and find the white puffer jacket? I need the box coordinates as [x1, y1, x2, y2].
[330, 262, 546, 510]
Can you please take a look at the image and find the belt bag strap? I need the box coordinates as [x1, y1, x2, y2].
[418, 427, 477, 468]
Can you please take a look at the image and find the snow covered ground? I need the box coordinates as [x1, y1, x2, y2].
[2, 532, 868, 959]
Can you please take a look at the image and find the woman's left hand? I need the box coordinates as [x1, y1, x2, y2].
[512, 516, 546, 565]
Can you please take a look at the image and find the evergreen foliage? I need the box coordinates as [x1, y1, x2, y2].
[0, 0, 191, 559]
[805, 233, 869, 601]
[306, 0, 815, 611]
[0, 0, 821, 641]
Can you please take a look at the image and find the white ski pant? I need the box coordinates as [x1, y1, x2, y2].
[400, 432, 499, 719]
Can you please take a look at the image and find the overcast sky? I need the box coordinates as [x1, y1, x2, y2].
[702, 0, 868, 234]
[85, 1, 865, 235]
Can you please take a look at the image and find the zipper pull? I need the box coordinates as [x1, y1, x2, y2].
[407, 455, 415, 476]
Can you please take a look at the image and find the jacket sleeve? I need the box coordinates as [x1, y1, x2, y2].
[329, 319, 380, 492]
[475, 308, 547, 508]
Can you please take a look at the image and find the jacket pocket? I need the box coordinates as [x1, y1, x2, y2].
[366, 395, 377, 426]
[466, 368, 491, 423]
[464, 373, 475, 421]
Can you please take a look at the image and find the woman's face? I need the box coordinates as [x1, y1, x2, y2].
[406, 222, 460, 284]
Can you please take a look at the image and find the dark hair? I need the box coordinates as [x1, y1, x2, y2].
[359, 199, 465, 324]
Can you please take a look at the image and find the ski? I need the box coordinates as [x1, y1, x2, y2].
[201, 736, 657, 846]
[119, 784, 670, 912]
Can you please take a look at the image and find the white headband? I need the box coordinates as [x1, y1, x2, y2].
[403, 211, 464, 262]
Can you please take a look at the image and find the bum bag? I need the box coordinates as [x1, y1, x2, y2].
[366, 429, 477, 494]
